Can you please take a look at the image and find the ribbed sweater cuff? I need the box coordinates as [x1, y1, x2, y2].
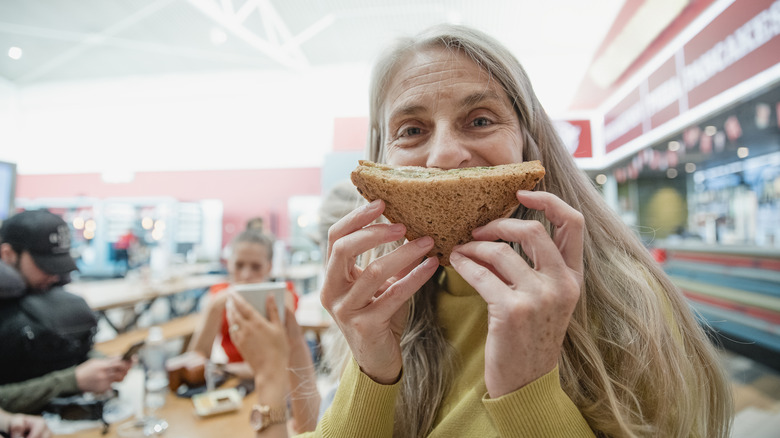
[319, 357, 400, 437]
[483, 366, 594, 437]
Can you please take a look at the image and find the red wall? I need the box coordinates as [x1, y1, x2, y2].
[16, 167, 321, 246]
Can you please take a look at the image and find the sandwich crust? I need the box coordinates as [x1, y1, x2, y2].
[350, 160, 546, 266]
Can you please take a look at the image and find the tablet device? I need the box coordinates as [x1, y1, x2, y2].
[233, 282, 286, 323]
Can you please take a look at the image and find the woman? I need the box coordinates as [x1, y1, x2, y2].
[233, 24, 733, 437]
[190, 230, 320, 433]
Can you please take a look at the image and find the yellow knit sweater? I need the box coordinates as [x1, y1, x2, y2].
[299, 267, 595, 437]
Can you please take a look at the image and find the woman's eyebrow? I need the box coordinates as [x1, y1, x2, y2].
[388, 104, 426, 121]
[460, 91, 503, 108]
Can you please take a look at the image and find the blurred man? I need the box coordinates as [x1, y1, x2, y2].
[0, 210, 130, 414]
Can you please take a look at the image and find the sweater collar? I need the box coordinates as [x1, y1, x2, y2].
[439, 266, 478, 297]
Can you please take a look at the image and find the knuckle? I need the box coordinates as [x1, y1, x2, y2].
[526, 220, 547, 235]
[569, 210, 585, 227]
[326, 225, 338, 245]
[471, 264, 492, 282]
[496, 243, 517, 258]
[361, 263, 384, 283]
[330, 237, 348, 256]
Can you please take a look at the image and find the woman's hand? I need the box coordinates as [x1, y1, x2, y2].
[225, 292, 289, 379]
[320, 199, 439, 384]
[75, 357, 132, 393]
[226, 293, 290, 436]
[450, 190, 584, 398]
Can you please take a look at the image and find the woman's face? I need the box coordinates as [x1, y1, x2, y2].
[382, 46, 524, 168]
[228, 242, 272, 284]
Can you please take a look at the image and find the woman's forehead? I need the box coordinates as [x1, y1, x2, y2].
[383, 47, 509, 117]
[391, 48, 490, 92]
[232, 241, 269, 258]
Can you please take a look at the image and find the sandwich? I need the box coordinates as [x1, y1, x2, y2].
[350, 160, 546, 266]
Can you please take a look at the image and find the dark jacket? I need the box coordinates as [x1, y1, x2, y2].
[0, 261, 97, 413]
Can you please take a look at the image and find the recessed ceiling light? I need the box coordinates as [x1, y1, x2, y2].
[8, 46, 22, 60]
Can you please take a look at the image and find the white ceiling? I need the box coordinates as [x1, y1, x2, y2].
[0, 0, 628, 114]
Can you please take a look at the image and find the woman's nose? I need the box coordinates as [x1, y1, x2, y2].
[236, 268, 251, 282]
[425, 128, 471, 169]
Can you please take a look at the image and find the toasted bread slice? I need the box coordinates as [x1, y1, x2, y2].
[350, 160, 545, 266]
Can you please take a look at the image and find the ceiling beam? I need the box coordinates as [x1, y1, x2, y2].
[187, 0, 309, 69]
[0, 22, 269, 66]
[14, 0, 177, 84]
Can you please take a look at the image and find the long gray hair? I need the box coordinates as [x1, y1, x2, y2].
[356, 24, 732, 438]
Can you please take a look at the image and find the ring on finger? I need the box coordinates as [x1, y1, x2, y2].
[229, 323, 240, 335]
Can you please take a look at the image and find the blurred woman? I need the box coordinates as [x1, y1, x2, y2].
[189, 230, 320, 433]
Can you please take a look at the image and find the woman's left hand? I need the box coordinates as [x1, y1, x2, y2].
[449, 190, 584, 398]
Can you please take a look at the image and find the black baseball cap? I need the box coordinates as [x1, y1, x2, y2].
[0, 210, 78, 275]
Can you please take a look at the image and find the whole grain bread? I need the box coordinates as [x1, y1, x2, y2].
[350, 160, 546, 266]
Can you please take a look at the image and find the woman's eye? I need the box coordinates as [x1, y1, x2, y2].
[402, 126, 422, 137]
[472, 117, 492, 127]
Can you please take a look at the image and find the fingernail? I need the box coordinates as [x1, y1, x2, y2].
[389, 223, 405, 234]
[416, 236, 433, 247]
[424, 257, 439, 268]
[449, 251, 462, 262]
[366, 199, 382, 210]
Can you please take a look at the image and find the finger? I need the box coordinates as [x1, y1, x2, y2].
[371, 253, 426, 300]
[349, 236, 435, 303]
[225, 294, 248, 328]
[512, 190, 584, 273]
[225, 291, 256, 322]
[284, 305, 299, 335]
[370, 256, 439, 313]
[328, 222, 407, 281]
[452, 240, 532, 285]
[265, 294, 281, 324]
[471, 218, 566, 273]
[449, 251, 514, 303]
[326, 199, 383, 261]
[29, 419, 48, 438]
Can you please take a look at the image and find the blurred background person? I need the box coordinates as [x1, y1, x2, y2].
[246, 217, 265, 232]
[187, 229, 320, 432]
[0, 210, 130, 414]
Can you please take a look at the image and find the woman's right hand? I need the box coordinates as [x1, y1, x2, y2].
[320, 199, 439, 384]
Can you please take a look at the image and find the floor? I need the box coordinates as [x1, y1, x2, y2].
[722, 349, 780, 437]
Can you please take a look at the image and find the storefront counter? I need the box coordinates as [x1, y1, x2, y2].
[654, 241, 780, 370]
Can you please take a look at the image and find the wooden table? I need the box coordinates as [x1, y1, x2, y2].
[73, 314, 307, 437]
[66, 274, 226, 333]
[94, 314, 202, 357]
[59, 380, 259, 437]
